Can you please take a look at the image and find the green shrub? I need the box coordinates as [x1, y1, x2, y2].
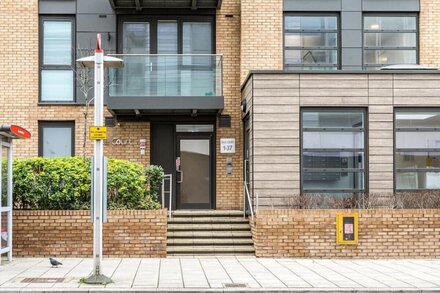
[12, 157, 162, 210]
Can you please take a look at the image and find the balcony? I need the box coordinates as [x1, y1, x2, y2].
[108, 54, 223, 116]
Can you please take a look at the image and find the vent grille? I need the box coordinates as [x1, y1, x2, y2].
[223, 283, 248, 288]
[22, 278, 64, 283]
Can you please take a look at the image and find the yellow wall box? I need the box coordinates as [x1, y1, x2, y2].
[336, 212, 359, 245]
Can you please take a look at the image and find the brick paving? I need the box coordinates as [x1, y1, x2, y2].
[0, 257, 440, 292]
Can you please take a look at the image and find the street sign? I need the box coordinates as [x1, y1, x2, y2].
[89, 126, 107, 140]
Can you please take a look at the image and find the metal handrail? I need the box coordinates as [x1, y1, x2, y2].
[243, 159, 254, 219]
[161, 174, 173, 219]
[243, 181, 254, 219]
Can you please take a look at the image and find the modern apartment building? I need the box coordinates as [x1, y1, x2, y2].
[1, 0, 440, 211]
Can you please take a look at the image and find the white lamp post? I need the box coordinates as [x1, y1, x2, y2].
[76, 34, 123, 284]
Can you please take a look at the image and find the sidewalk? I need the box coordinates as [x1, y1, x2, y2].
[0, 257, 440, 292]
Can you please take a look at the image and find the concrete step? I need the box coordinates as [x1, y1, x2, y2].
[168, 217, 249, 224]
[171, 210, 244, 218]
[167, 223, 251, 231]
[168, 230, 252, 238]
[168, 238, 254, 246]
[167, 245, 255, 254]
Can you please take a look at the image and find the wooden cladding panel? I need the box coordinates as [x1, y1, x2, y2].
[242, 72, 440, 208]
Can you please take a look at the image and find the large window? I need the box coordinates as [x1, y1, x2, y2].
[301, 109, 366, 194]
[284, 15, 339, 70]
[395, 110, 440, 190]
[39, 122, 75, 157]
[363, 15, 418, 69]
[40, 17, 75, 102]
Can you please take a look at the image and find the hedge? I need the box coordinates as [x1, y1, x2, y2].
[12, 157, 163, 210]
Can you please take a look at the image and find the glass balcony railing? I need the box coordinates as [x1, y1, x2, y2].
[109, 54, 223, 97]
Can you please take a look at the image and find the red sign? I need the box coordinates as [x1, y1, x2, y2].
[10, 125, 31, 139]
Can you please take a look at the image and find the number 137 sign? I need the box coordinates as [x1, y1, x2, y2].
[220, 138, 236, 154]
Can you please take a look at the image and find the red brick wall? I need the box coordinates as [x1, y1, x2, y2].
[251, 209, 440, 258]
[13, 209, 167, 257]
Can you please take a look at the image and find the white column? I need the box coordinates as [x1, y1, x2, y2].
[93, 49, 104, 275]
[7, 142, 13, 261]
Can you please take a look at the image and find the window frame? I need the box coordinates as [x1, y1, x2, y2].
[362, 13, 419, 70]
[39, 16, 76, 103]
[38, 121, 75, 157]
[394, 108, 440, 191]
[117, 15, 216, 54]
[283, 13, 341, 71]
[300, 108, 368, 194]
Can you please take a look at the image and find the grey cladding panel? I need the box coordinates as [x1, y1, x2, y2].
[342, 0, 361, 11]
[341, 30, 362, 48]
[39, 0, 76, 14]
[363, 0, 419, 11]
[77, 0, 114, 14]
[76, 14, 116, 32]
[341, 12, 362, 30]
[342, 48, 363, 67]
[284, 0, 341, 11]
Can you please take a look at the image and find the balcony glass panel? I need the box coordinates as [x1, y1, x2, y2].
[109, 54, 222, 97]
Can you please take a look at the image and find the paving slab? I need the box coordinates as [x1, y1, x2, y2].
[0, 257, 439, 292]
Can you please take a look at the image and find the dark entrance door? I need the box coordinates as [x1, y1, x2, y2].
[176, 134, 213, 209]
[151, 122, 215, 210]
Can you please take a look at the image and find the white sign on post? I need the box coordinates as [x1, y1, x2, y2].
[220, 138, 236, 154]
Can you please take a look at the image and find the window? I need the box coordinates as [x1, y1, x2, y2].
[40, 17, 74, 102]
[39, 122, 75, 157]
[284, 15, 339, 70]
[301, 109, 366, 194]
[363, 15, 418, 69]
[395, 110, 440, 190]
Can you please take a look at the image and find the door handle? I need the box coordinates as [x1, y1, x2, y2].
[177, 170, 184, 184]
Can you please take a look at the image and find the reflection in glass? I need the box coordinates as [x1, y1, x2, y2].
[364, 16, 416, 31]
[364, 49, 417, 65]
[123, 22, 150, 53]
[285, 16, 337, 30]
[1, 211, 8, 250]
[303, 152, 364, 169]
[176, 125, 214, 133]
[1, 147, 8, 208]
[180, 139, 210, 205]
[396, 111, 440, 128]
[364, 32, 416, 48]
[396, 152, 440, 169]
[396, 132, 440, 149]
[303, 172, 365, 191]
[285, 33, 337, 47]
[285, 49, 338, 65]
[303, 112, 364, 128]
[41, 70, 74, 101]
[43, 21, 72, 65]
[303, 132, 364, 149]
[396, 172, 440, 189]
[42, 127, 72, 157]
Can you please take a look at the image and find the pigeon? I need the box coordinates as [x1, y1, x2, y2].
[49, 258, 62, 268]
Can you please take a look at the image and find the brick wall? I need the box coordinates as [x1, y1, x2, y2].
[251, 209, 440, 258]
[215, 0, 243, 209]
[13, 210, 167, 257]
[420, 0, 440, 67]
[240, 0, 283, 82]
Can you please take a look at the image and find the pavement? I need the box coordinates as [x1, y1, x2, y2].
[0, 257, 440, 292]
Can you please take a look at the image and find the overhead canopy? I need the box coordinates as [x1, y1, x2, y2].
[108, 0, 222, 12]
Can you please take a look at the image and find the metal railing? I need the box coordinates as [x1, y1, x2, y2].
[161, 174, 173, 219]
[108, 54, 223, 97]
[243, 160, 254, 219]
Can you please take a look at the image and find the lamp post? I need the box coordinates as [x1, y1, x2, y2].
[76, 34, 123, 284]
